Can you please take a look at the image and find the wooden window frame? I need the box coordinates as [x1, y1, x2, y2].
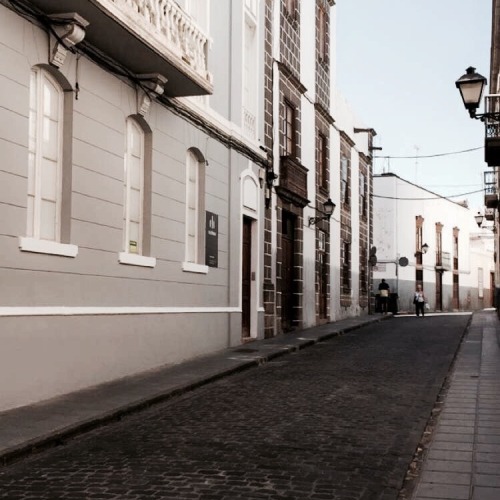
[284, 101, 296, 157]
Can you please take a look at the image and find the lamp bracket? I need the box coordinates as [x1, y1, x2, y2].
[308, 215, 329, 226]
[471, 111, 500, 122]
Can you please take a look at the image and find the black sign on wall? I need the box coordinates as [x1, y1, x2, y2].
[205, 211, 218, 268]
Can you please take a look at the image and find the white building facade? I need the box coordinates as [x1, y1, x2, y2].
[0, 0, 268, 412]
[0, 0, 376, 412]
[373, 173, 494, 312]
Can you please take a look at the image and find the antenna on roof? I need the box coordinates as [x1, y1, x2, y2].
[414, 145, 420, 184]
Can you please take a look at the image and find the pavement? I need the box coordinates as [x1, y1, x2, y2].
[407, 309, 500, 500]
[0, 313, 391, 467]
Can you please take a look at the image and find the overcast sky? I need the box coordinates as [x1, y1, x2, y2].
[336, 0, 492, 212]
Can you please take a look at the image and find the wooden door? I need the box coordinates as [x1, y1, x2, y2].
[242, 217, 252, 338]
[281, 212, 296, 332]
[491, 272, 495, 308]
[318, 231, 327, 318]
[435, 271, 443, 311]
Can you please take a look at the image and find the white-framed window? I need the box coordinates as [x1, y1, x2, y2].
[183, 149, 207, 273]
[124, 118, 144, 254]
[20, 66, 78, 258]
[27, 67, 63, 242]
[118, 117, 155, 268]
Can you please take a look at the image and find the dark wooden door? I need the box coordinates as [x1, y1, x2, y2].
[242, 217, 252, 338]
[452, 273, 459, 310]
[491, 272, 495, 307]
[318, 231, 327, 319]
[435, 271, 443, 311]
[281, 212, 296, 332]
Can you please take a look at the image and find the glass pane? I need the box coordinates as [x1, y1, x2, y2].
[187, 178, 197, 209]
[129, 222, 140, 253]
[187, 234, 195, 262]
[129, 122, 142, 157]
[42, 117, 59, 160]
[40, 199, 56, 240]
[129, 187, 141, 222]
[26, 195, 34, 237]
[129, 156, 142, 190]
[41, 158, 58, 201]
[43, 77, 59, 119]
[187, 207, 196, 236]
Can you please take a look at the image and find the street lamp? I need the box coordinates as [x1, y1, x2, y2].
[308, 198, 336, 226]
[456, 67, 500, 166]
[455, 67, 488, 118]
[421, 243, 429, 254]
[475, 211, 484, 228]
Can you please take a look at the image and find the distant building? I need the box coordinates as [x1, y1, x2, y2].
[373, 173, 494, 312]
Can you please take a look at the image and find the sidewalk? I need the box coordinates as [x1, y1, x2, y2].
[0, 313, 389, 466]
[409, 309, 500, 500]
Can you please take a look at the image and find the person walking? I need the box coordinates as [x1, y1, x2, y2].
[378, 279, 390, 315]
[414, 285, 426, 317]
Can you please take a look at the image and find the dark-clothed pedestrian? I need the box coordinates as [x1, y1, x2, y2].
[414, 285, 426, 317]
[378, 279, 390, 315]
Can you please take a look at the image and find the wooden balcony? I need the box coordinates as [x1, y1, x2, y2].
[484, 171, 498, 208]
[27, 0, 213, 97]
[275, 156, 309, 208]
[485, 207, 496, 220]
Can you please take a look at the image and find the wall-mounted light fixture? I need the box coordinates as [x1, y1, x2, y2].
[415, 243, 429, 257]
[475, 211, 484, 228]
[308, 198, 335, 226]
[264, 168, 278, 209]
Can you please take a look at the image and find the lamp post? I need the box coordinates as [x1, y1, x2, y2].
[421, 242, 429, 254]
[308, 198, 336, 226]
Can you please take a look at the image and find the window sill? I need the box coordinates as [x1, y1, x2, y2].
[19, 237, 78, 257]
[118, 252, 156, 268]
[182, 262, 209, 274]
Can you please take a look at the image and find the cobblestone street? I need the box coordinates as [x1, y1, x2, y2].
[0, 315, 469, 500]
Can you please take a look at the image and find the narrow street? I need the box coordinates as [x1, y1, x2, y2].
[0, 315, 469, 500]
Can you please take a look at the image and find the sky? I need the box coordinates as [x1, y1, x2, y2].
[336, 0, 492, 214]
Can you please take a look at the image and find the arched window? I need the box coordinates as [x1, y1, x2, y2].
[27, 67, 63, 241]
[118, 117, 155, 267]
[20, 66, 77, 257]
[183, 149, 207, 273]
[124, 118, 144, 254]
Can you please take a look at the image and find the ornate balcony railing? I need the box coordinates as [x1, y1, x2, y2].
[29, 0, 214, 95]
[484, 95, 500, 166]
[105, 0, 211, 81]
[484, 170, 498, 208]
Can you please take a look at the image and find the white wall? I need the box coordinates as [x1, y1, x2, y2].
[373, 174, 495, 311]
